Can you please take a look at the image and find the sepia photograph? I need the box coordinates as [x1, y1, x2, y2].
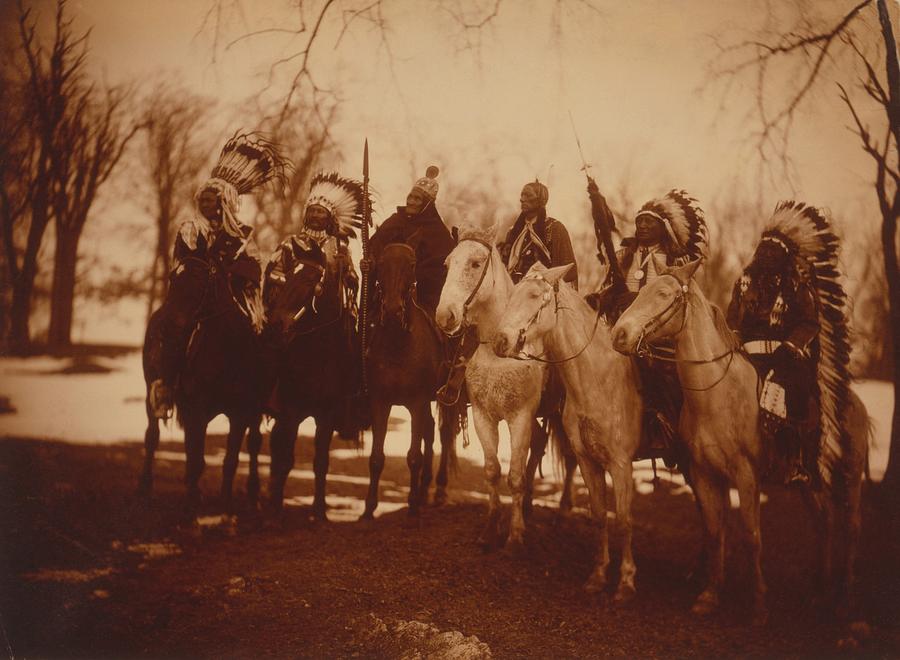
[1, 0, 898, 656]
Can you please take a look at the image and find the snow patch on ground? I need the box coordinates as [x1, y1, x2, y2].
[0, 354, 893, 484]
[23, 568, 114, 583]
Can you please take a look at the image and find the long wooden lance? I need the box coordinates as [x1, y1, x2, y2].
[567, 111, 626, 292]
[360, 139, 372, 394]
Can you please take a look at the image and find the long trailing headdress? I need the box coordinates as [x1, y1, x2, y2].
[760, 200, 852, 489]
[635, 189, 709, 260]
[189, 132, 291, 243]
[304, 171, 371, 239]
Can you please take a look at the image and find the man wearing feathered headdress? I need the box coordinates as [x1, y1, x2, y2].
[588, 187, 710, 456]
[149, 133, 289, 419]
[364, 166, 455, 317]
[261, 172, 366, 435]
[727, 202, 850, 487]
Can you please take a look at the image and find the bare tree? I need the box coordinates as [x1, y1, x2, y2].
[709, 0, 900, 495]
[1, 0, 83, 354]
[249, 99, 338, 253]
[141, 85, 213, 321]
[46, 83, 140, 350]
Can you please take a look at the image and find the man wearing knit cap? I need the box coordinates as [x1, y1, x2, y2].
[365, 166, 455, 316]
[500, 180, 578, 288]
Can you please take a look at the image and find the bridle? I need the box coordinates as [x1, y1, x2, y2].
[509, 272, 603, 365]
[177, 255, 246, 326]
[273, 259, 337, 339]
[448, 237, 494, 337]
[376, 243, 419, 332]
[633, 273, 736, 392]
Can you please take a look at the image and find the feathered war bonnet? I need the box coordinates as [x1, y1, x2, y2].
[635, 189, 709, 260]
[759, 200, 852, 490]
[195, 132, 291, 239]
[304, 171, 371, 239]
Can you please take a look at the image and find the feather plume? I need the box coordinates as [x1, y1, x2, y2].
[763, 200, 852, 490]
[210, 132, 291, 195]
[305, 171, 371, 238]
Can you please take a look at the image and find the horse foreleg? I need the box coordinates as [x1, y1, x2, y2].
[312, 413, 334, 521]
[803, 487, 835, 608]
[579, 457, 610, 594]
[550, 415, 578, 520]
[138, 398, 160, 497]
[417, 402, 436, 509]
[523, 419, 548, 520]
[610, 460, 637, 602]
[434, 405, 455, 506]
[734, 459, 767, 625]
[405, 404, 426, 517]
[507, 412, 534, 552]
[183, 415, 208, 512]
[690, 471, 728, 617]
[221, 418, 247, 510]
[268, 417, 299, 513]
[246, 415, 263, 506]
[362, 403, 390, 520]
[472, 406, 502, 550]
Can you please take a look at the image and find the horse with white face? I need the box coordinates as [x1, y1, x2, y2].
[436, 225, 575, 551]
[492, 262, 643, 601]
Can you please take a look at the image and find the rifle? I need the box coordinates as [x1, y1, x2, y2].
[567, 111, 626, 293]
[360, 140, 372, 394]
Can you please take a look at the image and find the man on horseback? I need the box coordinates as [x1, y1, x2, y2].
[587, 187, 709, 453]
[437, 179, 578, 406]
[149, 134, 288, 419]
[727, 202, 851, 487]
[262, 172, 367, 437]
[363, 166, 455, 317]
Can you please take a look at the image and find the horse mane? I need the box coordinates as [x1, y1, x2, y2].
[456, 223, 496, 245]
[688, 281, 740, 351]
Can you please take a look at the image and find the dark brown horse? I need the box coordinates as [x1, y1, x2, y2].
[362, 242, 459, 519]
[264, 240, 361, 520]
[139, 257, 265, 509]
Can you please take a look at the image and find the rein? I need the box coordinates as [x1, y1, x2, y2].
[634, 274, 736, 392]
[511, 275, 604, 365]
[449, 237, 494, 336]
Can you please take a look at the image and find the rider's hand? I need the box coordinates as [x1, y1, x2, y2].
[772, 343, 797, 363]
[360, 258, 373, 274]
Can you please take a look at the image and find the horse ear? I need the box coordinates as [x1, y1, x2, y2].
[542, 263, 573, 285]
[669, 257, 703, 283]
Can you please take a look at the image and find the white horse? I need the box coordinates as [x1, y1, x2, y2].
[492, 263, 644, 601]
[436, 225, 575, 551]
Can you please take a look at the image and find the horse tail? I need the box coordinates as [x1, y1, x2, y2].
[438, 401, 461, 476]
[546, 413, 570, 483]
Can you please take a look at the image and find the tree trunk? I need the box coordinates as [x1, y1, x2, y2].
[875, 0, 900, 499]
[47, 223, 80, 350]
[8, 277, 35, 354]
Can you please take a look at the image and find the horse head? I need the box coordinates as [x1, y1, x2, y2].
[493, 262, 572, 358]
[436, 224, 499, 335]
[265, 240, 327, 337]
[376, 242, 417, 331]
[611, 256, 702, 355]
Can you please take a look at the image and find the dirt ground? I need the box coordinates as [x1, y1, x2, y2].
[1, 431, 899, 659]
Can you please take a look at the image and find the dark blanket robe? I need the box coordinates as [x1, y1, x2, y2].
[369, 202, 455, 314]
[498, 210, 579, 288]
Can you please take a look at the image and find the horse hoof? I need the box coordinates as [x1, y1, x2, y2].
[691, 592, 719, 617]
[584, 575, 607, 595]
[504, 537, 527, 559]
[433, 489, 448, 507]
[614, 583, 637, 603]
[359, 510, 375, 522]
[752, 607, 769, 627]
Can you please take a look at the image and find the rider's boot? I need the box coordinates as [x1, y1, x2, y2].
[436, 328, 478, 407]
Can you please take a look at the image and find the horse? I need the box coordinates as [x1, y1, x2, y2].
[435, 225, 578, 552]
[264, 238, 361, 520]
[611, 257, 868, 622]
[492, 263, 644, 600]
[362, 242, 459, 519]
[139, 255, 266, 510]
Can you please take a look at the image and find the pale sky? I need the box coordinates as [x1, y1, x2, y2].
[9, 0, 895, 326]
